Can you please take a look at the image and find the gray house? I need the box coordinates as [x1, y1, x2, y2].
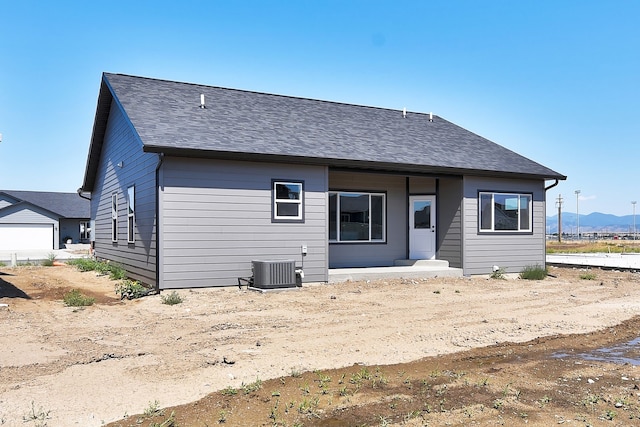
[80, 73, 565, 289]
[0, 190, 90, 250]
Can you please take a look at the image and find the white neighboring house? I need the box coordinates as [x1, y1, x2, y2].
[0, 190, 90, 251]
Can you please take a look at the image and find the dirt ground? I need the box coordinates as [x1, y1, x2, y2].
[1, 265, 640, 427]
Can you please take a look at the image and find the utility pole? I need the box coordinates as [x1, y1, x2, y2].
[575, 190, 581, 240]
[633, 201, 637, 241]
[555, 194, 563, 242]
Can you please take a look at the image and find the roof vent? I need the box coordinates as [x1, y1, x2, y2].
[429, 112, 433, 122]
[402, 107, 406, 118]
[200, 94, 206, 109]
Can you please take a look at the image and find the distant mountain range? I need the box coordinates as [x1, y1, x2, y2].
[546, 212, 639, 235]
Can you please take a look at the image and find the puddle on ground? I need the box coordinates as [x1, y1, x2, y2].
[553, 337, 640, 366]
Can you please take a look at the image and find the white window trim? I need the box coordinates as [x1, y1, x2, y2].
[479, 192, 532, 233]
[329, 191, 386, 243]
[273, 181, 303, 221]
[111, 192, 118, 242]
[127, 185, 135, 243]
[80, 221, 90, 240]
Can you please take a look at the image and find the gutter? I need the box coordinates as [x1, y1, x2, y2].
[77, 188, 91, 201]
[544, 179, 559, 192]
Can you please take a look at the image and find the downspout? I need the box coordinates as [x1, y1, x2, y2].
[544, 179, 559, 192]
[154, 153, 165, 292]
[544, 179, 560, 260]
[77, 188, 91, 201]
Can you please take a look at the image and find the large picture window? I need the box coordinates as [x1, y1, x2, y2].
[127, 185, 135, 243]
[479, 192, 532, 232]
[111, 192, 118, 242]
[329, 191, 385, 242]
[272, 181, 303, 221]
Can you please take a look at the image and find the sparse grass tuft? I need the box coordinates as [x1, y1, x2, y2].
[490, 267, 506, 279]
[241, 378, 263, 394]
[149, 411, 176, 427]
[519, 264, 548, 280]
[161, 291, 184, 305]
[41, 253, 57, 267]
[143, 400, 163, 417]
[63, 289, 95, 307]
[580, 272, 597, 280]
[221, 386, 238, 396]
[23, 401, 51, 426]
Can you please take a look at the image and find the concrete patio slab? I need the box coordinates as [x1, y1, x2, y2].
[547, 253, 640, 270]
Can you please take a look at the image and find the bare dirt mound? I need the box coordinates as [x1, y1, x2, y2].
[1, 264, 640, 426]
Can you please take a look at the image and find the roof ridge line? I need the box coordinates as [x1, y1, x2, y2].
[104, 72, 437, 117]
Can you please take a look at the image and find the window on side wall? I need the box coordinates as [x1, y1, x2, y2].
[272, 181, 304, 222]
[111, 193, 118, 242]
[479, 192, 532, 233]
[80, 221, 91, 240]
[127, 185, 135, 243]
[329, 191, 386, 242]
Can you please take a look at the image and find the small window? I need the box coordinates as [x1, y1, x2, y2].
[273, 181, 303, 222]
[329, 191, 386, 242]
[479, 192, 532, 233]
[127, 185, 135, 243]
[111, 193, 118, 242]
[80, 221, 91, 240]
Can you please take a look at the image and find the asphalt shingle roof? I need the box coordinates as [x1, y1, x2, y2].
[0, 190, 89, 219]
[83, 73, 565, 190]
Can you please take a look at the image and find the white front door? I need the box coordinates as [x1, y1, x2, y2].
[409, 195, 436, 260]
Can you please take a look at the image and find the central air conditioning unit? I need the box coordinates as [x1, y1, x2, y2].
[252, 260, 297, 289]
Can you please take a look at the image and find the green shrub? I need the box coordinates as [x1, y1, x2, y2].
[63, 289, 95, 306]
[115, 279, 151, 300]
[580, 272, 597, 280]
[68, 258, 128, 280]
[161, 291, 184, 305]
[41, 252, 57, 267]
[67, 258, 100, 272]
[519, 264, 548, 280]
[490, 266, 506, 279]
[94, 260, 112, 276]
[108, 263, 127, 280]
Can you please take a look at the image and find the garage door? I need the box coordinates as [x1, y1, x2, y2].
[0, 224, 54, 250]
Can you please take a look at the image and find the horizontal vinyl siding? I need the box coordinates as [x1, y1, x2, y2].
[437, 177, 463, 268]
[0, 206, 57, 224]
[462, 176, 545, 275]
[0, 195, 17, 209]
[328, 171, 406, 268]
[91, 102, 157, 286]
[159, 158, 328, 288]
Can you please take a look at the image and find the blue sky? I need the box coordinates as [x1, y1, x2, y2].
[0, 1, 638, 216]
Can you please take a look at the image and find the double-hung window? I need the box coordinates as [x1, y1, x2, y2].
[329, 191, 385, 242]
[111, 193, 118, 242]
[80, 221, 91, 240]
[479, 192, 532, 232]
[127, 185, 135, 243]
[272, 181, 303, 222]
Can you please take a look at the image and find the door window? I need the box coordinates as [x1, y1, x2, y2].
[413, 201, 431, 229]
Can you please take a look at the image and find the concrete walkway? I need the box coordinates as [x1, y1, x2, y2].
[547, 253, 640, 270]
